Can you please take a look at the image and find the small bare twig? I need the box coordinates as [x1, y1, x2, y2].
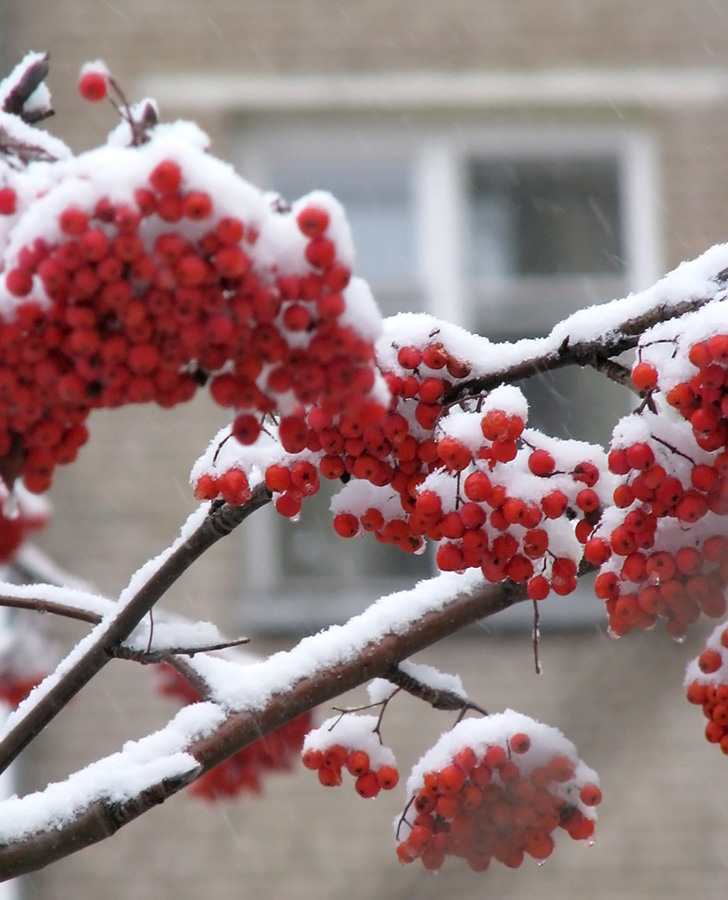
[386, 663, 488, 721]
[532, 598, 542, 675]
[111, 634, 251, 664]
[0, 593, 101, 625]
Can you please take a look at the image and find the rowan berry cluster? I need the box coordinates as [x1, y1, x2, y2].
[396, 712, 599, 872]
[327, 359, 611, 600]
[585, 307, 728, 638]
[301, 715, 399, 799]
[685, 621, 728, 754]
[1, 64, 385, 515]
[155, 662, 313, 799]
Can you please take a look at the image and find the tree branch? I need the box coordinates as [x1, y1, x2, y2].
[110, 635, 250, 664]
[0, 574, 526, 880]
[384, 663, 478, 712]
[443, 295, 716, 404]
[0, 593, 101, 625]
[0, 487, 270, 776]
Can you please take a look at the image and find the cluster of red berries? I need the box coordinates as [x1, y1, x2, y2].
[155, 662, 313, 799]
[661, 334, 728, 452]
[1, 87, 385, 504]
[685, 622, 728, 754]
[584, 326, 728, 637]
[301, 715, 399, 799]
[324, 367, 609, 598]
[193, 466, 252, 507]
[396, 713, 599, 872]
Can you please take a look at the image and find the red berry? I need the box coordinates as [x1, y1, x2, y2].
[699, 648, 723, 674]
[232, 414, 261, 445]
[0, 187, 17, 215]
[296, 205, 330, 238]
[527, 575, 550, 600]
[528, 449, 555, 476]
[624, 442, 655, 471]
[376, 765, 399, 790]
[149, 159, 183, 194]
[78, 69, 108, 101]
[302, 748, 324, 770]
[218, 468, 251, 505]
[305, 237, 336, 269]
[509, 733, 531, 754]
[5, 268, 33, 297]
[355, 771, 381, 799]
[346, 750, 370, 777]
[579, 783, 602, 806]
[436, 764, 465, 795]
[631, 362, 658, 392]
[183, 191, 213, 220]
[333, 513, 359, 538]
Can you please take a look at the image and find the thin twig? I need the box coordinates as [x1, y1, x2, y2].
[111, 634, 251, 664]
[0, 594, 101, 625]
[532, 598, 542, 675]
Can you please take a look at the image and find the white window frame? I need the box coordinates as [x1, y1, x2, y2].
[232, 116, 661, 633]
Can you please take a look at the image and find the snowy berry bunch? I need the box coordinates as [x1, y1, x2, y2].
[207, 311, 613, 597]
[155, 662, 313, 799]
[329, 360, 612, 601]
[586, 301, 728, 638]
[685, 621, 728, 754]
[301, 715, 399, 799]
[396, 712, 600, 872]
[0, 57, 385, 513]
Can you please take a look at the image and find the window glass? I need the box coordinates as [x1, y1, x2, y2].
[467, 158, 624, 280]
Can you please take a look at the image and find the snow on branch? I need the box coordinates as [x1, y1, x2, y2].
[401, 242, 728, 401]
[0, 569, 524, 880]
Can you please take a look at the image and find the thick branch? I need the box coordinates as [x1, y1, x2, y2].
[444, 295, 715, 403]
[0, 487, 269, 776]
[0, 575, 526, 880]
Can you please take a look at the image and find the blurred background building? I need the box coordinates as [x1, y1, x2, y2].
[2, 1, 728, 898]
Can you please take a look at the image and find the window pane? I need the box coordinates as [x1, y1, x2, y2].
[467, 158, 624, 279]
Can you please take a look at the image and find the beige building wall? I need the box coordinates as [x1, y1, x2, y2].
[1, 2, 728, 898]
